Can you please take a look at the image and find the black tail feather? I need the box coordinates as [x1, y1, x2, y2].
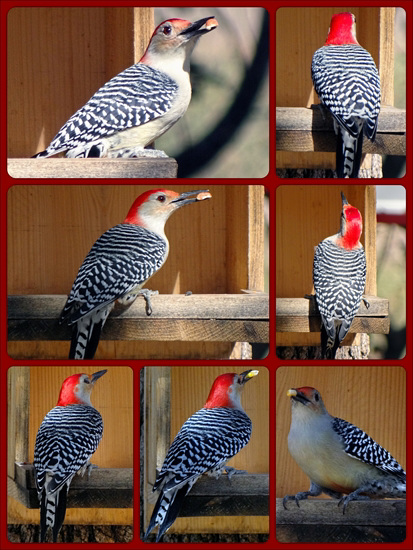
[156, 485, 189, 542]
[40, 491, 47, 542]
[321, 325, 339, 359]
[350, 131, 364, 178]
[144, 484, 190, 542]
[52, 487, 68, 542]
[69, 319, 103, 360]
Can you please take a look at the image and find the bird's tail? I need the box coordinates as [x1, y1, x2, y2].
[32, 150, 49, 158]
[321, 323, 339, 359]
[321, 318, 353, 359]
[144, 483, 192, 542]
[69, 316, 104, 360]
[336, 126, 364, 178]
[40, 486, 68, 542]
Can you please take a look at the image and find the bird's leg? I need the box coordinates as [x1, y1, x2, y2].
[108, 147, 168, 159]
[138, 289, 159, 316]
[283, 480, 342, 509]
[224, 466, 248, 480]
[77, 461, 98, 479]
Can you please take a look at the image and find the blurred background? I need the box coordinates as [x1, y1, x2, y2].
[383, 7, 406, 178]
[154, 7, 269, 178]
[370, 185, 406, 359]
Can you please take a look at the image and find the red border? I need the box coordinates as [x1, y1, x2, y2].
[1, 1, 411, 549]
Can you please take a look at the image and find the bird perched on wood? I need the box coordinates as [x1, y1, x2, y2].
[283, 386, 406, 513]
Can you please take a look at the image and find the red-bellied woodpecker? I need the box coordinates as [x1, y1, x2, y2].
[60, 189, 211, 359]
[34, 370, 106, 542]
[283, 387, 406, 513]
[33, 17, 218, 159]
[311, 12, 381, 178]
[313, 192, 367, 358]
[144, 369, 258, 542]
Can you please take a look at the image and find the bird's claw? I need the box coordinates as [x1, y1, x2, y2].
[139, 289, 159, 316]
[225, 466, 248, 480]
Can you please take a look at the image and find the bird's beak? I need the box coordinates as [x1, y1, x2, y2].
[239, 370, 259, 384]
[171, 189, 212, 207]
[180, 17, 218, 38]
[91, 370, 107, 383]
[341, 191, 349, 206]
[287, 388, 310, 406]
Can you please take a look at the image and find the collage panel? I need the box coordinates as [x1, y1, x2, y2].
[7, 366, 133, 543]
[141, 366, 269, 542]
[7, 7, 269, 179]
[276, 184, 406, 360]
[7, 184, 268, 361]
[276, 365, 406, 543]
[276, 7, 406, 179]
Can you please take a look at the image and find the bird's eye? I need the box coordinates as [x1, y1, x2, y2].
[157, 195, 166, 203]
[162, 24, 172, 35]
[314, 392, 319, 401]
[84, 377, 90, 384]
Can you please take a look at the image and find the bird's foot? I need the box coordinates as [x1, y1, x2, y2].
[362, 296, 370, 309]
[77, 462, 98, 478]
[138, 289, 159, 316]
[108, 147, 168, 158]
[338, 491, 370, 514]
[282, 491, 313, 510]
[283, 481, 326, 510]
[225, 466, 248, 480]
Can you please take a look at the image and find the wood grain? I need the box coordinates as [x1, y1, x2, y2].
[7, 158, 178, 178]
[8, 7, 152, 158]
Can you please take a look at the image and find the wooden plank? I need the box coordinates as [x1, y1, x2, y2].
[179, 475, 268, 517]
[11, 465, 133, 509]
[147, 476, 268, 518]
[276, 106, 405, 154]
[276, 499, 405, 543]
[7, 158, 178, 178]
[277, 498, 406, 525]
[9, 294, 269, 320]
[15, 464, 132, 490]
[8, 294, 269, 342]
[276, 524, 405, 544]
[276, 296, 390, 335]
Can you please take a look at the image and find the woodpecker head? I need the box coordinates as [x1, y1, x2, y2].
[204, 370, 258, 410]
[324, 12, 359, 46]
[124, 189, 211, 237]
[287, 387, 328, 419]
[57, 370, 107, 407]
[338, 191, 363, 249]
[140, 17, 218, 71]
